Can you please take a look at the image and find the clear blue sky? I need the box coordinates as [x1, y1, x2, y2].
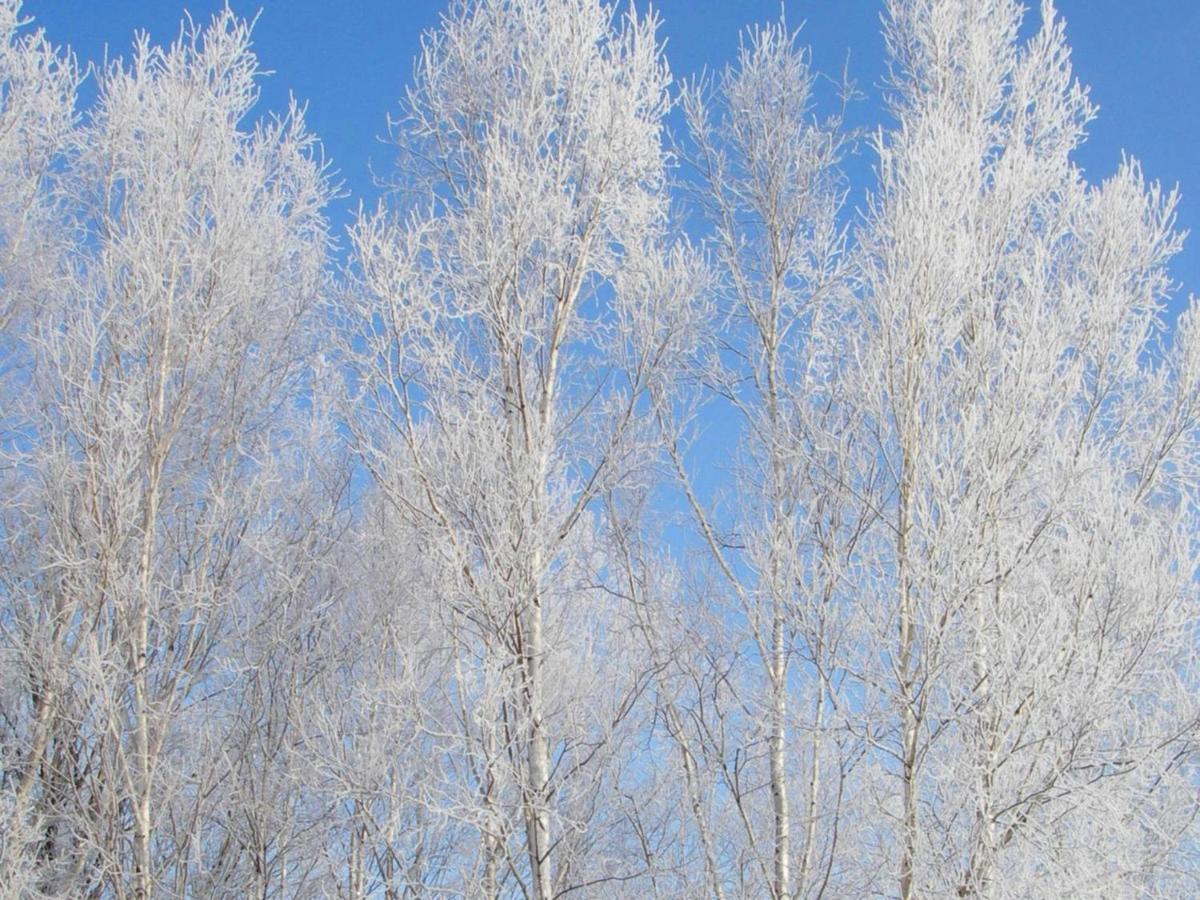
[23, 0, 1200, 309]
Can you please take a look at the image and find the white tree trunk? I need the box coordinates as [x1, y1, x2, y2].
[770, 607, 791, 900]
[523, 540, 553, 900]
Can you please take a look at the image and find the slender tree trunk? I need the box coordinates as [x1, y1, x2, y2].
[797, 676, 825, 895]
[764, 294, 791, 900]
[963, 530, 1002, 897]
[482, 839, 500, 898]
[481, 725, 500, 900]
[897, 446, 918, 900]
[770, 605, 791, 900]
[523, 575, 553, 900]
[132, 621, 153, 896]
[666, 702, 726, 900]
[349, 799, 366, 900]
[518, 275, 578, 900]
[132, 279, 175, 900]
[501, 404, 554, 899]
[13, 679, 55, 810]
[132, 473, 160, 900]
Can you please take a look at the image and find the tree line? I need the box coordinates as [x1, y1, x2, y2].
[1, 0, 1197, 897]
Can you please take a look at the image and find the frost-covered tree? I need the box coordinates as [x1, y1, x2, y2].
[847, 1, 1200, 895]
[344, 0, 701, 895]
[0, 0, 76, 337]
[0, 9, 332, 896]
[669, 20, 870, 899]
[0, 4, 77, 893]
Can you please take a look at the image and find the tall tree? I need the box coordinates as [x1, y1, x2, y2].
[0, 5, 77, 892]
[673, 20, 862, 898]
[0, 0, 76, 338]
[850, 0, 1200, 895]
[1, 9, 332, 896]
[345, 0, 701, 894]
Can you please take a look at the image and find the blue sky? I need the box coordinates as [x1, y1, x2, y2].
[23, 0, 1200, 309]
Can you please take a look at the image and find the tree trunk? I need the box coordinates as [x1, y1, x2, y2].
[897, 447, 918, 900]
[132, 476, 159, 900]
[482, 721, 501, 900]
[770, 607, 791, 900]
[797, 678, 824, 895]
[523, 584, 553, 900]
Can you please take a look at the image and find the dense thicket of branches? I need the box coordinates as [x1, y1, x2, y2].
[1, 0, 1197, 897]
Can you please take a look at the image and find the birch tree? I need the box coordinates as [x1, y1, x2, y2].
[0, 9, 332, 896]
[0, 0, 76, 338]
[666, 20, 873, 898]
[345, 0, 701, 894]
[0, 6, 77, 892]
[850, 0, 1200, 894]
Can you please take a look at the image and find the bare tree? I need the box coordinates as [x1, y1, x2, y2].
[343, 1, 702, 894]
[849, 0, 1200, 895]
[0, 0, 76, 338]
[0, 5, 78, 892]
[1, 9, 332, 896]
[666, 19, 871, 899]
